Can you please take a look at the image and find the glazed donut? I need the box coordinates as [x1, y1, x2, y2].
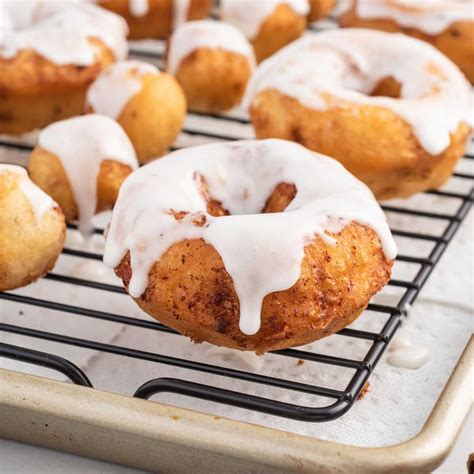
[0, 2, 128, 135]
[0, 165, 65, 291]
[104, 139, 396, 353]
[220, 0, 310, 63]
[245, 29, 472, 200]
[28, 115, 138, 235]
[96, 0, 212, 39]
[308, 0, 336, 22]
[339, 0, 474, 83]
[86, 60, 186, 164]
[167, 21, 255, 112]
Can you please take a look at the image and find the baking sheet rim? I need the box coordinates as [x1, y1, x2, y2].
[0, 336, 472, 473]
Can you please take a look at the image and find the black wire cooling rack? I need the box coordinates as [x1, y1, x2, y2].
[1, 22, 473, 423]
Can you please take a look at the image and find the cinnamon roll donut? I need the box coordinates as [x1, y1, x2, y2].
[246, 29, 472, 200]
[104, 139, 396, 353]
[339, 0, 474, 83]
[0, 2, 128, 135]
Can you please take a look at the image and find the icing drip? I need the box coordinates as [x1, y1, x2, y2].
[129, 0, 149, 17]
[167, 20, 256, 75]
[387, 332, 430, 369]
[355, 0, 474, 36]
[173, 0, 191, 29]
[38, 115, 138, 235]
[104, 139, 397, 335]
[0, 164, 55, 223]
[0, 2, 128, 65]
[387, 346, 431, 369]
[72, 260, 113, 282]
[221, 0, 310, 39]
[86, 60, 160, 119]
[244, 29, 471, 156]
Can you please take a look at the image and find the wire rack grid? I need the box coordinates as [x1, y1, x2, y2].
[0, 20, 473, 424]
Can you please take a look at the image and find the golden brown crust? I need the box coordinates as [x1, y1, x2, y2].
[28, 147, 134, 222]
[0, 39, 116, 135]
[0, 170, 66, 291]
[251, 4, 307, 63]
[173, 48, 253, 112]
[115, 222, 392, 353]
[250, 89, 471, 200]
[340, 1, 474, 83]
[98, 0, 212, 39]
[114, 73, 187, 163]
[114, 183, 392, 353]
[308, 0, 336, 22]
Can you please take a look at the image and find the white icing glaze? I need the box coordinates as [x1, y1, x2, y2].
[354, 0, 474, 36]
[125, 0, 191, 26]
[0, 164, 55, 223]
[72, 260, 113, 282]
[104, 139, 397, 335]
[244, 28, 471, 156]
[0, 2, 128, 66]
[38, 115, 138, 235]
[221, 0, 310, 39]
[388, 334, 413, 352]
[173, 0, 191, 29]
[167, 20, 256, 75]
[86, 60, 159, 119]
[129, 0, 149, 17]
[387, 346, 431, 369]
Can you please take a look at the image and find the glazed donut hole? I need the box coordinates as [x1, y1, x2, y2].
[248, 3, 308, 63]
[308, 0, 336, 22]
[28, 149, 134, 224]
[221, 0, 309, 63]
[27, 115, 138, 235]
[167, 21, 256, 113]
[0, 166, 66, 292]
[86, 61, 187, 164]
[97, 0, 213, 39]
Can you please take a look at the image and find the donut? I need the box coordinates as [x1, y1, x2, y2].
[167, 21, 256, 112]
[308, 0, 336, 22]
[0, 165, 65, 292]
[86, 60, 186, 164]
[245, 29, 472, 200]
[28, 115, 138, 235]
[0, 2, 128, 135]
[96, 0, 212, 39]
[339, 0, 474, 83]
[220, 0, 310, 63]
[104, 139, 396, 353]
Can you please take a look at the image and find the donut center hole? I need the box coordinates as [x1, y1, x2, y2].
[370, 76, 402, 99]
[194, 173, 297, 216]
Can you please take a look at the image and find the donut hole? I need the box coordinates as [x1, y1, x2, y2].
[370, 76, 402, 99]
[193, 172, 297, 217]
